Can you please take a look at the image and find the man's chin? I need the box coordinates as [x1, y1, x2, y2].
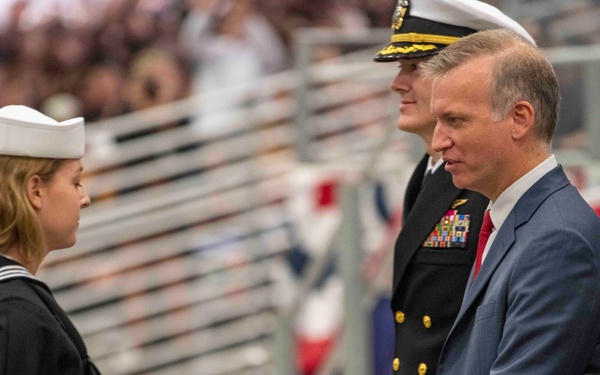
[397, 117, 434, 136]
[448, 173, 468, 190]
[397, 122, 422, 135]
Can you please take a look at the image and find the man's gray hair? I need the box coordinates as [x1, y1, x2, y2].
[421, 29, 559, 144]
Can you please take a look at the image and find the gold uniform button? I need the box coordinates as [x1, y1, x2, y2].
[395, 311, 405, 324]
[423, 315, 432, 328]
[418, 363, 428, 375]
[393, 358, 400, 372]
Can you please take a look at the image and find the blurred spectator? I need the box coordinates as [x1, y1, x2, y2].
[46, 22, 93, 95]
[115, 47, 189, 143]
[123, 47, 187, 112]
[41, 92, 83, 121]
[362, 0, 396, 27]
[180, 0, 288, 136]
[319, 0, 370, 30]
[79, 61, 127, 122]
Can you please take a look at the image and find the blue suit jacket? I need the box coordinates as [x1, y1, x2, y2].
[437, 165, 600, 374]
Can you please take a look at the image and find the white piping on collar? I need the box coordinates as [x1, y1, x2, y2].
[0, 264, 36, 282]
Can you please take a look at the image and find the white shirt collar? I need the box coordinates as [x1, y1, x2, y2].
[426, 156, 444, 176]
[482, 155, 558, 263]
[488, 155, 558, 230]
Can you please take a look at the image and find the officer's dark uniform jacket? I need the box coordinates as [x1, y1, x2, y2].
[0, 255, 101, 375]
[391, 154, 488, 374]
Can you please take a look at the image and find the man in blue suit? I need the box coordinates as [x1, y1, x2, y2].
[423, 29, 600, 374]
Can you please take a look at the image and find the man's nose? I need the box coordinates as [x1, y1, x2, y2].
[431, 123, 450, 153]
[391, 70, 410, 93]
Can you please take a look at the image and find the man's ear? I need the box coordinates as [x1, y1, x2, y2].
[511, 100, 535, 140]
[26, 175, 44, 210]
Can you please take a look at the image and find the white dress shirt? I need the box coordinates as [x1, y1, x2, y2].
[481, 155, 558, 263]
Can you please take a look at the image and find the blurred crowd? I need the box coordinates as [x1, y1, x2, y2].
[1, 0, 599, 144]
[0, 0, 395, 123]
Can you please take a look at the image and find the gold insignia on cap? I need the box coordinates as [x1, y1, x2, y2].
[378, 44, 437, 56]
[392, 0, 409, 30]
[452, 199, 468, 209]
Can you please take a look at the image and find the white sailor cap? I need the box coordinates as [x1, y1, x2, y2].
[0, 105, 84, 159]
[374, 0, 535, 62]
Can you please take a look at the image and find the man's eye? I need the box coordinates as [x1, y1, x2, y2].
[447, 117, 463, 127]
[397, 64, 420, 72]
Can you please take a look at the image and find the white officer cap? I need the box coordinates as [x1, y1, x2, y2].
[0, 105, 84, 159]
[374, 0, 535, 62]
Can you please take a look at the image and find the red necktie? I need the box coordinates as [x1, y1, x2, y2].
[473, 210, 493, 280]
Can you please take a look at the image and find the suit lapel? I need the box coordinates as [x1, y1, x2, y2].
[452, 166, 571, 328]
[393, 161, 463, 294]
